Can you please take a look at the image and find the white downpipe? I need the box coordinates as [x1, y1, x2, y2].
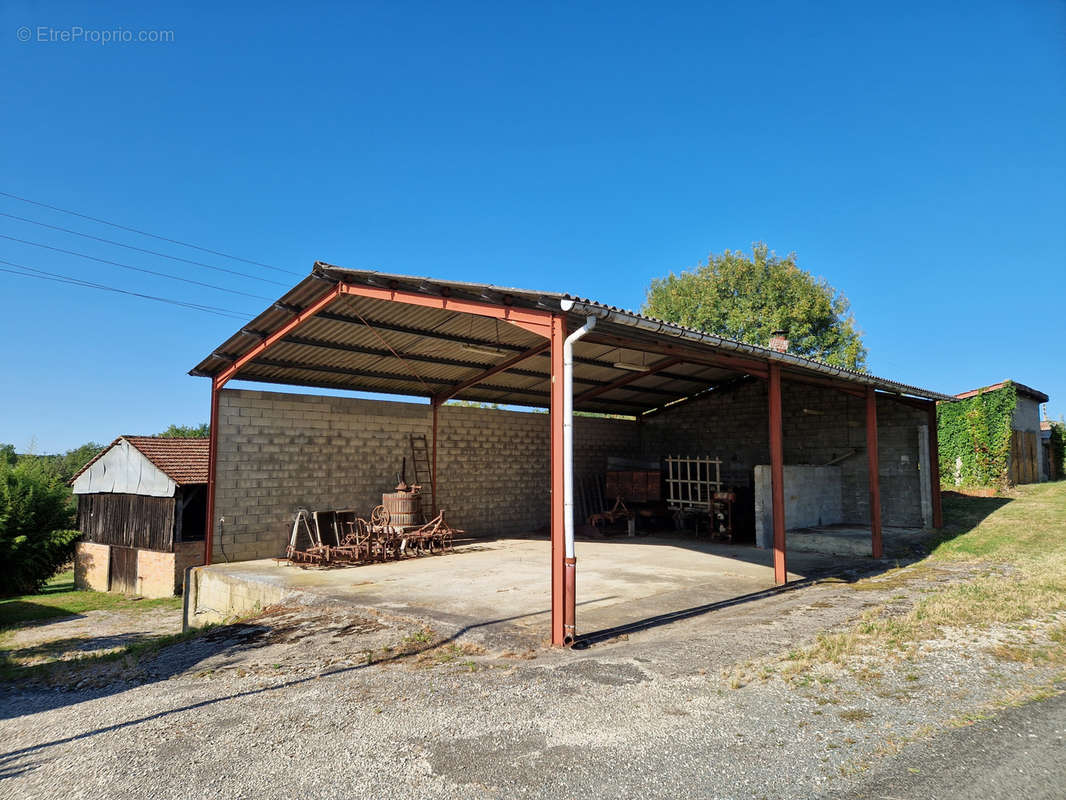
[563, 314, 598, 560]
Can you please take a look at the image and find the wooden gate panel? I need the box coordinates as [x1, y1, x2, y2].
[109, 547, 138, 594]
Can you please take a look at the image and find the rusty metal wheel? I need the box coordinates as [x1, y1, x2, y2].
[370, 504, 390, 527]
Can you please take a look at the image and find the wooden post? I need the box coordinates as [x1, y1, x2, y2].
[768, 364, 787, 584]
[550, 314, 567, 645]
[928, 402, 943, 528]
[867, 387, 883, 558]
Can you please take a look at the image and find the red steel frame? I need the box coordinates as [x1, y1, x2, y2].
[203, 277, 936, 643]
[866, 387, 883, 559]
[928, 402, 943, 528]
[768, 363, 787, 584]
[203, 281, 569, 645]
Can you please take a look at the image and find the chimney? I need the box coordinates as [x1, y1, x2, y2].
[768, 329, 789, 353]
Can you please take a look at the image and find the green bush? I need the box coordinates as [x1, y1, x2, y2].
[0, 457, 80, 596]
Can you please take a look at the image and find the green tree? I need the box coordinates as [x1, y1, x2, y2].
[643, 243, 867, 370]
[158, 423, 209, 438]
[0, 457, 79, 595]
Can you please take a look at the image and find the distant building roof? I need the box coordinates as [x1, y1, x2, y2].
[954, 381, 1049, 404]
[69, 436, 209, 487]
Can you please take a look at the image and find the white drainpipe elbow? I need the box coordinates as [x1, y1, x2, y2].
[563, 316, 597, 560]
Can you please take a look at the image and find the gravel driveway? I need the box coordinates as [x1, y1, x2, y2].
[1, 569, 1062, 799]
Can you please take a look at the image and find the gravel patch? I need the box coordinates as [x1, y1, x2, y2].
[1, 564, 1062, 798]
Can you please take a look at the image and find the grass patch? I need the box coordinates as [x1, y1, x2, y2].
[782, 483, 1066, 674]
[0, 625, 210, 684]
[0, 571, 183, 630]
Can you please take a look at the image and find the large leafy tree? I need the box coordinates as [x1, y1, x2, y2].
[158, 423, 209, 438]
[643, 243, 867, 370]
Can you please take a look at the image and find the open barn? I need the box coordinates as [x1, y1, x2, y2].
[186, 265, 949, 645]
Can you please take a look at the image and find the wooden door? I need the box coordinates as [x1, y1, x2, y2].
[109, 546, 138, 594]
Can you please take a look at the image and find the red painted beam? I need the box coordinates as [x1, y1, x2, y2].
[336, 282, 553, 338]
[204, 381, 221, 566]
[431, 400, 440, 514]
[867, 387, 883, 558]
[433, 341, 550, 404]
[781, 370, 866, 399]
[928, 402, 943, 528]
[573, 357, 682, 405]
[217, 283, 345, 386]
[768, 363, 787, 584]
[582, 332, 769, 378]
[550, 314, 567, 646]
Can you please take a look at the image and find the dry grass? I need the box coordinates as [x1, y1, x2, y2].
[776, 483, 1066, 679]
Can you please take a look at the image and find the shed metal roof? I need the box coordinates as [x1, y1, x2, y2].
[70, 436, 209, 487]
[191, 263, 952, 410]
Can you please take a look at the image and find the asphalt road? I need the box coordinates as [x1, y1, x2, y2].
[831, 688, 1066, 800]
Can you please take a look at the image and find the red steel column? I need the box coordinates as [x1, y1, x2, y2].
[204, 379, 221, 566]
[431, 399, 439, 513]
[768, 364, 787, 584]
[550, 314, 567, 645]
[866, 387, 883, 558]
[928, 401, 943, 529]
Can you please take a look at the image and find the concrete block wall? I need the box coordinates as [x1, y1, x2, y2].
[640, 378, 930, 531]
[214, 389, 640, 561]
[753, 465, 844, 548]
[639, 379, 771, 487]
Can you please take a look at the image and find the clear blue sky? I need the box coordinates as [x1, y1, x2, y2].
[1, 1, 1063, 452]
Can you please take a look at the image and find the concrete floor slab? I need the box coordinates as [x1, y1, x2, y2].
[186, 536, 882, 647]
[789, 525, 927, 557]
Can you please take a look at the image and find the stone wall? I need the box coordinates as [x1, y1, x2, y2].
[213, 389, 640, 561]
[74, 541, 110, 592]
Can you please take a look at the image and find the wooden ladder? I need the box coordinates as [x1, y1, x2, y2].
[410, 434, 434, 515]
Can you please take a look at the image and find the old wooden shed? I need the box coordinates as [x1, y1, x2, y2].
[70, 436, 208, 597]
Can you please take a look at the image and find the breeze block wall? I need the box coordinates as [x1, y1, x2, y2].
[212, 388, 640, 562]
[640, 378, 930, 535]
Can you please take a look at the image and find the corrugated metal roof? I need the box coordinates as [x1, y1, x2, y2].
[69, 436, 209, 486]
[190, 263, 953, 408]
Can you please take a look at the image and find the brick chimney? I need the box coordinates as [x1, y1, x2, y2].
[768, 329, 789, 353]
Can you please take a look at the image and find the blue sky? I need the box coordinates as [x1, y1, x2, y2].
[1, 1, 1063, 452]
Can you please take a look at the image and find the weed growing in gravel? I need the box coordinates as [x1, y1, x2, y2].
[838, 709, 874, 722]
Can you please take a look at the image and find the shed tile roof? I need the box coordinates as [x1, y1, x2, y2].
[69, 436, 209, 486]
[954, 380, 1049, 403]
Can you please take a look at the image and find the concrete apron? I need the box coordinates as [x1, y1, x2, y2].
[183, 537, 871, 649]
[788, 525, 928, 557]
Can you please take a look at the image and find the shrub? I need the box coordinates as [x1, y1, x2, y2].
[0, 457, 80, 596]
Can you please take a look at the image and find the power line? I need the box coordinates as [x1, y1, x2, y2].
[0, 233, 274, 301]
[0, 190, 297, 276]
[0, 258, 250, 320]
[0, 211, 292, 286]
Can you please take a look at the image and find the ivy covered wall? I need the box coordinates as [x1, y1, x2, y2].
[937, 383, 1018, 488]
[1049, 422, 1065, 480]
